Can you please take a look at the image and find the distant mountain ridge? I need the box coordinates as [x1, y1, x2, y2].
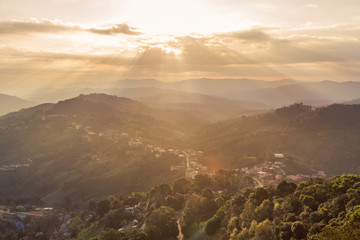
[112, 78, 298, 98]
[113, 79, 360, 107]
[27, 78, 360, 108]
[27, 87, 270, 121]
[230, 81, 360, 107]
[134, 90, 269, 121]
[0, 93, 36, 116]
[342, 98, 360, 105]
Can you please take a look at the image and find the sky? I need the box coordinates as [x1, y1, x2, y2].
[0, 0, 360, 96]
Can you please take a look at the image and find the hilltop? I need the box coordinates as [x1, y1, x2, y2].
[28, 79, 360, 109]
[190, 103, 360, 175]
[0, 93, 36, 116]
[1, 95, 360, 210]
[0, 94, 204, 205]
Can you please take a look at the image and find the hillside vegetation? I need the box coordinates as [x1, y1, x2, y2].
[4, 173, 360, 240]
[191, 103, 360, 175]
[0, 94, 202, 205]
[1, 95, 360, 207]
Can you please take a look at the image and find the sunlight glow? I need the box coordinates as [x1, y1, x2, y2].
[120, 0, 246, 35]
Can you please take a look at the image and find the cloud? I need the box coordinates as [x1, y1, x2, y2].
[218, 28, 271, 42]
[1, 23, 360, 89]
[284, 23, 360, 40]
[0, 19, 78, 34]
[87, 24, 142, 35]
[0, 19, 142, 35]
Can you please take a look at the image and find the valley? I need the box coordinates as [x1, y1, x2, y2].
[0, 93, 359, 240]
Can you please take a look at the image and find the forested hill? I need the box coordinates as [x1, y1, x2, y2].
[0, 94, 204, 204]
[1, 93, 203, 143]
[191, 103, 360, 175]
[3, 173, 360, 240]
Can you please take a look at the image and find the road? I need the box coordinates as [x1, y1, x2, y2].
[252, 176, 264, 188]
[177, 210, 184, 240]
[182, 151, 190, 168]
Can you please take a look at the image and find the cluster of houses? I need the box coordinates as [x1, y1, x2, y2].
[65, 122, 216, 181]
[0, 205, 54, 232]
[127, 135, 215, 180]
[128, 138, 143, 147]
[66, 123, 331, 187]
[0, 159, 32, 171]
[241, 159, 287, 186]
[65, 121, 131, 143]
[0, 163, 31, 171]
[241, 153, 327, 186]
[184, 151, 215, 179]
[0, 204, 88, 239]
[286, 171, 327, 183]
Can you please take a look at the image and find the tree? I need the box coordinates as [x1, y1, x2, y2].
[173, 178, 191, 194]
[149, 183, 173, 208]
[254, 219, 275, 240]
[276, 222, 292, 240]
[205, 214, 222, 236]
[299, 194, 318, 211]
[236, 228, 250, 240]
[205, 207, 226, 236]
[165, 194, 185, 211]
[194, 174, 212, 189]
[201, 188, 214, 199]
[240, 201, 256, 227]
[145, 206, 178, 240]
[317, 205, 360, 240]
[276, 180, 297, 197]
[291, 221, 307, 239]
[251, 188, 270, 206]
[254, 199, 274, 222]
[96, 199, 111, 218]
[68, 216, 83, 238]
[181, 193, 218, 238]
[104, 209, 128, 229]
[100, 228, 148, 240]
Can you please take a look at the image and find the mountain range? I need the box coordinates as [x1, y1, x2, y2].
[25, 78, 360, 110]
[2, 78, 358, 119]
[0, 94, 201, 204]
[0, 93, 36, 116]
[1, 94, 360, 207]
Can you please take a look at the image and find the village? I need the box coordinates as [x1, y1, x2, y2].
[71, 122, 328, 186]
[241, 153, 327, 187]
[0, 205, 57, 236]
[0, 159, 32, 171]
[0, 116, 328, 183]
[0, 122, 329, 239]
[127, 136, 215, 179]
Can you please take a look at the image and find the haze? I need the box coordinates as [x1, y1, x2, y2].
[1, 0, 360, 96]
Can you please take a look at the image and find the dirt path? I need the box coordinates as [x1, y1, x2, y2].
[177, 210, 184, 240]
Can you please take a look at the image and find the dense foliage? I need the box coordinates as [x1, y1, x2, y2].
[192, 103, 360, 175]
[0, 94, 198, 205]
[203, 174, 360, 240]
[3, 173, 360, 239]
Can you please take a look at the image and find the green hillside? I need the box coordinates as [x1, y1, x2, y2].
[0, 94, 202, 205]
[190, 103, 360, 175]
